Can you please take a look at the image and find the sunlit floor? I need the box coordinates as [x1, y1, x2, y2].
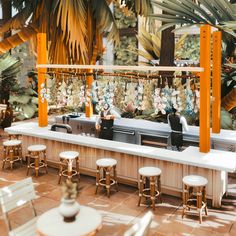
[0, 130, 236, 236]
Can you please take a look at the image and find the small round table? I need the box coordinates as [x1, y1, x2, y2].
[37, 206, 102, 236]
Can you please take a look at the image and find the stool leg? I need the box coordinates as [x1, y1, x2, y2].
[150, 176, 156, 210]
[113, 165, 118, 192]
[95, 166, 100, 194]
[19, 145, 23, 166]
[27, 153, 31, 176]
[43, 150, 48, 174]
[157, 175, 162, 203]
[2, 146, 6, 170]
[58, 159, 63, 184]
[138, 175, 143, 207]
[76, 157, 80, 183]
[182, 184, 189, 219]
[106, 167, 111, 198]
[35, 155, 39, 177]
[197, 187, 203, 223]
[9, 148, 14, 170]
[202, 186, 208, 216]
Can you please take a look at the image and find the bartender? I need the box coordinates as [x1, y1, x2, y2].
[167, 107, 189, 151]
[95, 104, 120, 140]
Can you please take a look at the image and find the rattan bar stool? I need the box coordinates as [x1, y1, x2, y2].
[58, 151, 80, 184]
[26, 144, 48, 177]
[2, 140, 22, 170]
[182, 175, 208, 223]
[95, 158, 118, 197]
[138, 167, 162, 210]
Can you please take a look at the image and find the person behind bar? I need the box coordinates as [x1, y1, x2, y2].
[95, 104, 120, 140]
[167, 107, 189, 151]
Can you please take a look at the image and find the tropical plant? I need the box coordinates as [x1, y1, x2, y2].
[150, 0, 236, 37]
[8, 85, 38, 120]
[130, 25, 189, 65]
[0, 53, 22, 103]
[0, 0, 152, 64]
[221, 65, 236, 111]
[114, 36, 138, 65]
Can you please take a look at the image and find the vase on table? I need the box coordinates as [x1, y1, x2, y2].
[59, 198, 80, 223]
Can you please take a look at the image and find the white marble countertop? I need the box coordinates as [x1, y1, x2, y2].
[5, 122, 236, 173]
[56, 114, 236, 143]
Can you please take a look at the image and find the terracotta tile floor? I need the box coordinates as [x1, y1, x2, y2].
[0, 129, 236, 235]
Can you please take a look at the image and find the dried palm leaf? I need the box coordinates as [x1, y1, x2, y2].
[0, 24, 38, 54]
[0, 1, 36, 34]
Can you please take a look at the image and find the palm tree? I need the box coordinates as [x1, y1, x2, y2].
[0, 0, 152, 64]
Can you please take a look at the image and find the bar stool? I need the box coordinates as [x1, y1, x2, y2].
[95, 158, 118, 197]
[138, 167, 162, 210]
[182, 175, 208, 223]
[27, 144, 48, 177]
[58, 151, 80, 184]
[2, 140, 22, 170]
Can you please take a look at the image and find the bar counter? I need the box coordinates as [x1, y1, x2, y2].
[5, 122, 236, 208]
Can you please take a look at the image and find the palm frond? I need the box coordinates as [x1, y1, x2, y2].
[151, 0, 236, 37]
[134, 0, 152, 16]
[92, 0, 119, 46]
[0, 24, 38, 54]
[0, 1, 36, 34]
[51, 0, 87, 63]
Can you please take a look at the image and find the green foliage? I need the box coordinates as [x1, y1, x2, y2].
[114, 36, 138, 65]
[221, 108, 233, 129]
[175, 35, 200, 61]
[9, 85, 38, 120]
[151, 0, 236, 38]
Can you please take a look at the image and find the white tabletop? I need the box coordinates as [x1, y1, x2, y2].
[37, 206, 102, 236]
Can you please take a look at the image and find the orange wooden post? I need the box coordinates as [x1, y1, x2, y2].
[85, 69, 93, 117]
[199, 25, 211, 153]
[37, 33, 48, 127]
[212, 31, 222, 133]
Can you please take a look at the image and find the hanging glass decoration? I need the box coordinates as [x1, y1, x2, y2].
[153, 87, 166, 114]
[39, 83, 50, 103]
[78, 84, 86, 108]
[135, 80, 144, 110]
[185, 80, 194, 115]
[161, 79, 172, 112]
[194, 89, 200, 113]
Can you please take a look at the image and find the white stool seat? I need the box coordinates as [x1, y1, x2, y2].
[183, 175, 208, 187]
[59, 151, 79, 159]
[28, 145, 46, 152]
[3, 140, 22, 146]
[139, 167, 161, 177]
[96, 158, 117, 167]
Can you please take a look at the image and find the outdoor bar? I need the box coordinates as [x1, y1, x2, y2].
[1, 1, 236, 235]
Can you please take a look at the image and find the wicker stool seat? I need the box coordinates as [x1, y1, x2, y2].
[58, 151, 80, 184]
[2, 140, 22, 170]
[138, 167, 162, 210]
[182, 175, 208, 223]
[95, 158, 118, 197]
[27, 144, 48, 177]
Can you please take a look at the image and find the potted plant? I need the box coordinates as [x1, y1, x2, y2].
[59, 180, 79, 223]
